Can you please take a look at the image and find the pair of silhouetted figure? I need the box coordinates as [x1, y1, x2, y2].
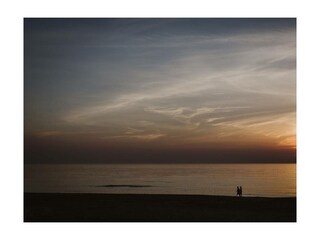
[236, 186, 243, 197]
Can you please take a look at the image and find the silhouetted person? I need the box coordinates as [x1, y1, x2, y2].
[236, 186, 240, 197]
[239, 186, 243, 197]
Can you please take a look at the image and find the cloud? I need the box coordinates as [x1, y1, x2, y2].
[102, 133, 166, 141]
[26, 19, 296, 149]
[144, 106, 217, 119]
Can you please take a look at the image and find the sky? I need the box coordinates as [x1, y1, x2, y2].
[24, 18, 296, 163]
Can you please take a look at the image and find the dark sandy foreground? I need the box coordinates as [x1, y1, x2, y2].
[24, 193, 296, 222]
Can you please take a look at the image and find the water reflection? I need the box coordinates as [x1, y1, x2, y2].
[25, 164, 296, 197]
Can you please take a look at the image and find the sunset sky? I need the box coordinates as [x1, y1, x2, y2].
[24, 18, 296, 163]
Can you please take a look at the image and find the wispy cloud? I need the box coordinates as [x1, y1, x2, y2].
[25, 19, 296, 149]
[102, 133, 166, 141]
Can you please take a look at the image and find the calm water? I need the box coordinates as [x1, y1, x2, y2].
[24, 164, 296, 197]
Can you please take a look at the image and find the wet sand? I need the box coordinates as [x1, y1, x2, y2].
[24, 193, 296, 222]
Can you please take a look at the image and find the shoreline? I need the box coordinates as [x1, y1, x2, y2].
[24, 192, 296, 222]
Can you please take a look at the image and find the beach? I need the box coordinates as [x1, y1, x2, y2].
[24, 193, 296, 222]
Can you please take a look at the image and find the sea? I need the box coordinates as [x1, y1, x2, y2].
[24, 163, 296, 197]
